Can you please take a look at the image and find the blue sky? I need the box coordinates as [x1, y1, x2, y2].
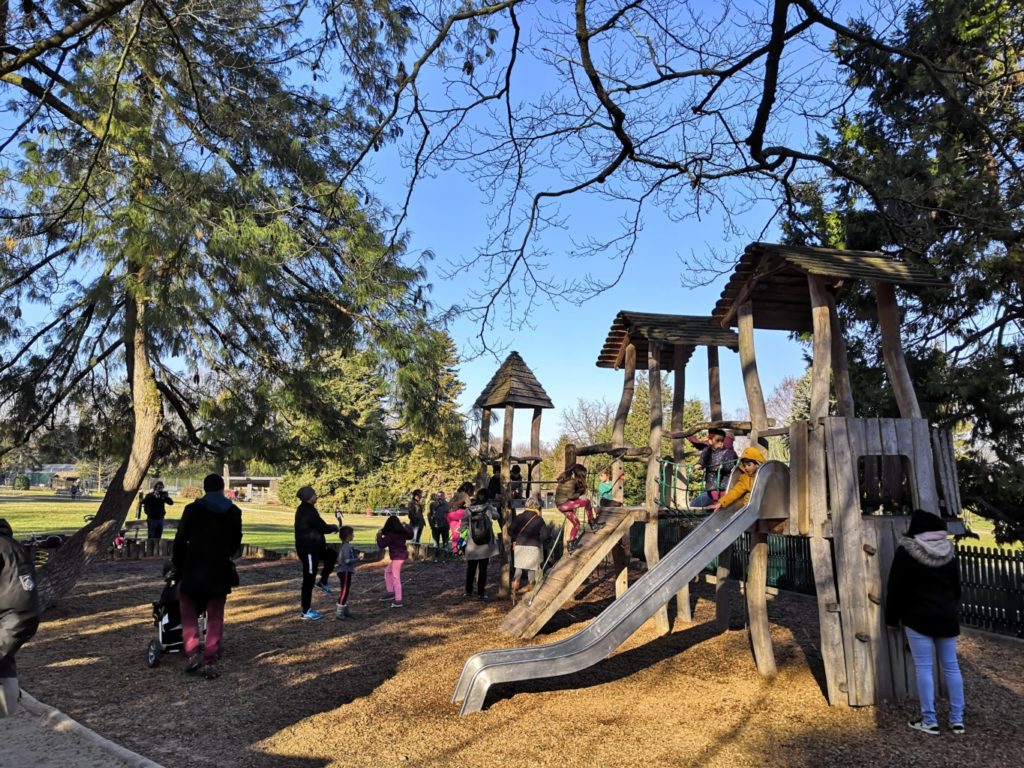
[359, 0, 860, 446]
[373, 154, 811, 445]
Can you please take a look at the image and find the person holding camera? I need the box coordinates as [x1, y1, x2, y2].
[142, 481, 174, 540]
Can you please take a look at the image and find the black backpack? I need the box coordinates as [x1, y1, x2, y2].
[469, 505, 493, 546]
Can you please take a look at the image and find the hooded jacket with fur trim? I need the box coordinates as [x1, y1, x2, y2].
[884, 533, 961, 638]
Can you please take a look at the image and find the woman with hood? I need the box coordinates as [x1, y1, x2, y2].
[885, 510, 965, 735]
[171, 473, 243, 679]
[294, 485, 339, 620]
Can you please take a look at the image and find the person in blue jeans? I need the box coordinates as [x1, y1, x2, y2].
[885, 510, 965, 735]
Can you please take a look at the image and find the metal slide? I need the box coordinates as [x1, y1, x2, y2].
[453, 462, 788, 715]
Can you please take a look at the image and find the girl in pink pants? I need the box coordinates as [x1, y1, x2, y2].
[376, 515, 412, 608]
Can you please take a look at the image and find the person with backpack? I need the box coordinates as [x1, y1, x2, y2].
[429, 491, 450, 560]
[460, 489, 500, 600]
[447, 482, 475, 556]
[171, 473, 243, 680]
[0, 518, 39, 716]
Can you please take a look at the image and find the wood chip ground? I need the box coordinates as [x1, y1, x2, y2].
[18, 557, 1023, 767]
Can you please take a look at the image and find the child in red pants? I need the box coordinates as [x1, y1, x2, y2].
[554, 464, 603, 553]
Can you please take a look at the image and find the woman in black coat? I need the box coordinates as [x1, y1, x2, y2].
[885, 510, 965, 735]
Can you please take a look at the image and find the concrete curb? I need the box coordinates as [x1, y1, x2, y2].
[20, 689, 166, 768]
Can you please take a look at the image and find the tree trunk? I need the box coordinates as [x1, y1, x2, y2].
[37, 293, 162, 608]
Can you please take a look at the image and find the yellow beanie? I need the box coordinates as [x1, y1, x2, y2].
[740, 446, 767, 464]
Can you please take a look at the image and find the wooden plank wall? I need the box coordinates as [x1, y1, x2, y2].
[930, 427, 963, 517]
[825, 418, 876, 706]
[825, 417, 942, 706]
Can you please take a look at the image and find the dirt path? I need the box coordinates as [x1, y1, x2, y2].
[15, 556, 1024, 767]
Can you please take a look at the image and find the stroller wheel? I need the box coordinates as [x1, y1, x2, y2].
[147, 639, 161, 668]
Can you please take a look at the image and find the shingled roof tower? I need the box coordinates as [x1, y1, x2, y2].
[473, 352, 553, 597]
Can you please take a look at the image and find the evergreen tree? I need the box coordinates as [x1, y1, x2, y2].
[0, 2, 435, 603]
[783, 0, 1024, 541]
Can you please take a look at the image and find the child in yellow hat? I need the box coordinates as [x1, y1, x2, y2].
[711, 446, 767, 511]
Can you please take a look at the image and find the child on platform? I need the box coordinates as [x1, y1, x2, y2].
[711, 446, 766, 511]
[335, 526, 364, 619]
[554, 463, 603, 554]
[597, 468, 624, 508]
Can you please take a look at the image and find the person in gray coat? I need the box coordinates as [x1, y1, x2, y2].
[460, 491, 500, 600]
[0, 518, 39, 716]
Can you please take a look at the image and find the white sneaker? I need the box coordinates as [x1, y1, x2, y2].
[908, 720, 939, 735]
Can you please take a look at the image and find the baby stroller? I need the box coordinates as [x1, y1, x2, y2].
[147, 562, 205, 668]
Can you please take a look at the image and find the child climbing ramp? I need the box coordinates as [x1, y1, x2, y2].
[554, 464, 604, 553]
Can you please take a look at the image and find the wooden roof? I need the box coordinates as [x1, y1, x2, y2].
[597, 312, 739, 370]
[473, 351, 554, 410]
[710, 242, 944, 331]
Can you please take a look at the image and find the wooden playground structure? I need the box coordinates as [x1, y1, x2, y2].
[463, 242, 964, 712]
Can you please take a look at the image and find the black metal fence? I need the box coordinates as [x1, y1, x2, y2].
[630, 521, 1024, 638]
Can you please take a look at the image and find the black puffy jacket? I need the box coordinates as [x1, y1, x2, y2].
[885, 536, 961, 638]
[0, 519, 40, 678]
[294, 502, 336, 552]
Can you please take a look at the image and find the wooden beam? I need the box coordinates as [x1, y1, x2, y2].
[499, 404, 514, 597]
[564, 443, 577, 473]
[826, 288, 856, 417]
[707, 346, 722, 421]
[671, 343, 691, 622]
[873, 281, 922, 419]
[747, 531, 778, 678]
[530, 407, 542, 457]
[611, 343, 636, 505]
[807, 275, 833, 422]
[646, 340, 670, 635]
[736, 300, 774, 676]
[737, 302, 769, 437]
[479, 407, 492, 488]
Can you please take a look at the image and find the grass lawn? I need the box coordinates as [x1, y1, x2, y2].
[0, 491, 530, 553]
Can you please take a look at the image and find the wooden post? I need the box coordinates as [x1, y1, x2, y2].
[806, 274, 848, 703]
[873, 281, 922, 419]
[564, 443, 576, 471]
[479, 407, 492, 487]
[645, 341, 670, 635]
[611, 343, 637, 505]
[610, 343, 636, 598]
[528, 407, 542, 498]
[707, 345, 722, 421]
[736, 300, 774, 677]
[499, 404, 514, 597]
[736, 303, 768, 436]
[825, 288, 856, 417]
[808, 276, 834, 423]
[672, 344, 692, 623]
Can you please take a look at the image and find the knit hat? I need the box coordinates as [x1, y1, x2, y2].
[708, 428, 726, 437]
[739, 446, 767, 464]
[296, 486, 317, 503]
[524, 496, 540, 511]
[906, 510, 946, 537]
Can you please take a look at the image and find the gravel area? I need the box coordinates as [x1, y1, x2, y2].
[15, 556, 1024, 768]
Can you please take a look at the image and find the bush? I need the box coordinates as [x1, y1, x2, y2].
[179, 485, 203, 500]
[13, 475, 29, 491]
